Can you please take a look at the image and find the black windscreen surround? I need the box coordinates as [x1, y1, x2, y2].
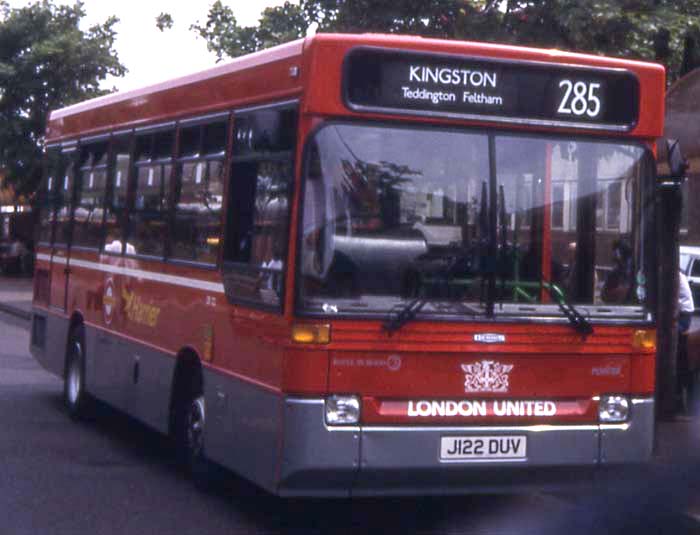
[344, 48, 639, 130]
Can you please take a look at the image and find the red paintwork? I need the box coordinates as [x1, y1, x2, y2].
[302, 34, 665, 142]
[47, 40, 304, 141]
[37, 34, 664, 426]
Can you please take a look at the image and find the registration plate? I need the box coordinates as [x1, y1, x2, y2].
[440, 435, 527, 461]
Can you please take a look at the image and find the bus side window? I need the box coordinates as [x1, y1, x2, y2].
[38, 147, 63, 245]
[103, 136, 132, 255]
[129, 129, 174, 258]
[223, 105, 297, 309]
[53, 146, 77, 248]
[73, 141, 108, 249]
[171, 120, 226, 264]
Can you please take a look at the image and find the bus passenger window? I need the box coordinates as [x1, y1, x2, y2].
[223, 104, 297, 309]
[73, 141, 108, 249]
[103, 137, 131, 254]
[53, 147, 77, 247]
[225, 159, 293, 306]
[38, 147, 63, 245]
[128, 129, 174, 258]
[171, 120, 227, 264]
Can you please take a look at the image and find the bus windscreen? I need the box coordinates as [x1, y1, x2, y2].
[299, 122, 654, 321]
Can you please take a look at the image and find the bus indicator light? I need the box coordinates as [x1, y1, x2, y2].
[292, 323, 331, 344]
[632, 330, 656, 350]
[202, 324, 214, 362]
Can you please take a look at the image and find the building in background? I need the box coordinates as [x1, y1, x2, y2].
[0, 170, 34, 274]
[664, 68, 700, 245]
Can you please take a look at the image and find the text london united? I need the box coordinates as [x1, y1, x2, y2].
[407, 399, 557, 418]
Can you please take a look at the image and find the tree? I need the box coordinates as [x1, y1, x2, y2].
[155, 12, 173, 32]
[0, 1, 126, 196]
[496, 0, 700, 81]
[191, 1, 306, 61]
[188, 0, 700, 83]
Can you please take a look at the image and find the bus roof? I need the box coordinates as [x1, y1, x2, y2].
[46, 33, 666, 143]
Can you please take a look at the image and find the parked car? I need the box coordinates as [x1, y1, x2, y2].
[680, 245, 700, 312]
[0, 239, 32, 275]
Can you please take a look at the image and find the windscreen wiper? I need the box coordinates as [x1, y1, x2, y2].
[542, 283, 594, 337]
[383, 298, 426, 335]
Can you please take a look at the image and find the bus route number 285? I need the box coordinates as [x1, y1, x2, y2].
[557, 79, 602, 118]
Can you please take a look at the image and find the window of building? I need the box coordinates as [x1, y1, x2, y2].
[551, 183, 565, 230]
[595, 179, 628, 232]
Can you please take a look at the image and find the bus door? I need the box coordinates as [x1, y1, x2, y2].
[49, 248, 70, 311]
[48, 148, 77, 312]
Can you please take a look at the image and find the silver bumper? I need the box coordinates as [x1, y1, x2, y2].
[278, 397, 655, 497]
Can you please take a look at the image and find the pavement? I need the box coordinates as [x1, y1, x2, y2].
[0, 274, 32, 320]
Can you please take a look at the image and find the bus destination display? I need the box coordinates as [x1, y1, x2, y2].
[344, 48, 639, 129]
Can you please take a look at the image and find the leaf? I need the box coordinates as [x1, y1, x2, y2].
[0, 1, 125, 196]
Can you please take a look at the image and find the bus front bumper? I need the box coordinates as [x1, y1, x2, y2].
[277, 397, 654, 497]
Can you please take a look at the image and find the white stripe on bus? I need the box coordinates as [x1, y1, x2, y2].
[36, 253, 225, 294]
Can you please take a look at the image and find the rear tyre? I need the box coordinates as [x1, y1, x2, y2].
[64, 325, 92, 420]
[173, 367, 209, 480]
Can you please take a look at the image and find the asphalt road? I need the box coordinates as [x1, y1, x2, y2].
[1, 310, 699, 535]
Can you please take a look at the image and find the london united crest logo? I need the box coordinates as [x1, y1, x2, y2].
[461, 360, 514, 393]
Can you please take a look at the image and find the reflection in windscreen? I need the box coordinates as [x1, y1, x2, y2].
[299, 123, 653, 318]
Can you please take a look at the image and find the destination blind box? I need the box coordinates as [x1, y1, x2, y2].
[343, 47, 639, 131]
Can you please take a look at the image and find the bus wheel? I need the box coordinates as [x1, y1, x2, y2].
[173, 370, 208, 477]
[185, 395, 206, 464]
[64, 325, 91, 419]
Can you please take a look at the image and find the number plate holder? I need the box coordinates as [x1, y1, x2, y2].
[440, 435, 527, 461]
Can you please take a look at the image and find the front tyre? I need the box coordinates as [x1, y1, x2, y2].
[64, 326, 92, 419]
[185, 395, 206, 465]
[173, 369, 210, 480]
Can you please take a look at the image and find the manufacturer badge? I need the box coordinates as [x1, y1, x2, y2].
[474, 333, 506, 343]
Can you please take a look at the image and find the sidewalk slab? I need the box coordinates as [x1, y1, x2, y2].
[0, 301, 31, 320]
[0, 276, 33, 321]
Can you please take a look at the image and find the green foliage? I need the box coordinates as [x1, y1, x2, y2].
[191, 1, 306, 61]
[0, 1, 125, 196]
[155, 12, 174, 32]
[191, 0, 700, 83]
[497, 0, 700, 80]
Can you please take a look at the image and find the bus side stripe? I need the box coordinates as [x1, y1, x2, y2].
[36, 253, 225, 294]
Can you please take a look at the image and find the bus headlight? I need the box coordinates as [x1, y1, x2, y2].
[325, 395, 360, 425]
[598, 395, 630, 422]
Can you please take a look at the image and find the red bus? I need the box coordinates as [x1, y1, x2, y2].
[31, 34, 664, 496]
